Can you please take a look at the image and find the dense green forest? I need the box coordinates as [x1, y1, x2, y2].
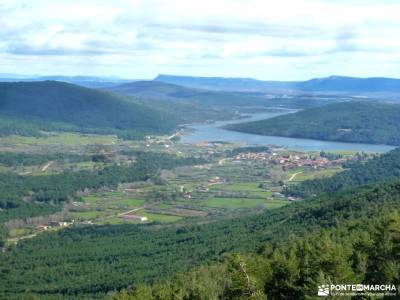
[226, 101, 400, 145]
[0, 152, 91, 167]
[2, 175, 400, 298]
[0, 152, 204, 225]
[0, 81, 178, 138]
[114, 210, 400, 299]
[286, 147, 400, 197]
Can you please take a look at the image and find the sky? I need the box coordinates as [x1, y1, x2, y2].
[0, 0, 399, 80]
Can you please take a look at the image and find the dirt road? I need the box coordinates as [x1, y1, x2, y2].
[288, 172, 302, 182]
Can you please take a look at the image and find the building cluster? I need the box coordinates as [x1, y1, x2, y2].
[234, 152, 348, 170]
[36, 221, 72, 231]
[193, 176, 226, 195]
[233, 152, 272, 162]
[208, 176, 225, 185]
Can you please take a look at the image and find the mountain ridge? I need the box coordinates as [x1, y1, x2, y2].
[0, 80, 177, 137]
[155, 74, 400, 93]
[3, 73, 400, 94]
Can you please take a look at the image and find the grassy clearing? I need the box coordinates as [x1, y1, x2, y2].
[293, 168, 343, 182]
[8, 228, 34, 238]
[142, 212, 182, 223]
[154, 203, 173, 210]
[81, 196, 100, 203]
[214, 182, 263, 191]
[210, 182, 271, 198]
[74, 193, 145, 225]
[74, 161, 101, 169]
[0, 133, 117, 146]
[204, 197, 268, 208]
[69, 210, 107, 220]
[117, 198, 145, 206]
[264, 199, 288, 209]
[247, 190, 272, 198]
[106, 191, 126, 197]
[97, 217, 139, 225]
[81, 193, 144, 205]
[0, 165, 9, 172]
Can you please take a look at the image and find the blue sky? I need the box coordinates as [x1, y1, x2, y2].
[0, 0, 399, 80]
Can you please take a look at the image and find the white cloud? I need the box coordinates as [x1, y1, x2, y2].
[0, 0, 399, 79]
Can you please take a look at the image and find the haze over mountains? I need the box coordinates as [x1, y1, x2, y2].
[0, 75, 135, 88]
[2, 73, 400, 95]
[155, 74, 400, 94]
[107, 80, 270, 107]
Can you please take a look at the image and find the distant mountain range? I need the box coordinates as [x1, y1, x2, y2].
[3, 74, 400, 94]
[107, 80, 349, 111]
[107, 80, 270, 107]
[299, 76, 400, 93]
[0, 75, 135, 88]
[155, 74, 400, 94]
[154, 74, 297, 92]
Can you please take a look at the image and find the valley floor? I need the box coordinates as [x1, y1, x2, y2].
[0, 130, 358, 244]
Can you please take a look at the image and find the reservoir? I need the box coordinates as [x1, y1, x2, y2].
[182, 109, 396, 152]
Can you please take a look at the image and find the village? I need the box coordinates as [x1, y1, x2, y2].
[233, 150, 350, 170]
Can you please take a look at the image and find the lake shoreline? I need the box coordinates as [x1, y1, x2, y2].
[182, 109, 395, 153]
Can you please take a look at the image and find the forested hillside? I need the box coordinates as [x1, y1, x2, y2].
[0, 152, 91, 167]
[226, 101, 400, 145]
[2, 175, 400, 298]
[0, 81, 178, 138]
[115, 210, 400, 299]
[112, 148, 400, 299]
[286, 147, 400, 197]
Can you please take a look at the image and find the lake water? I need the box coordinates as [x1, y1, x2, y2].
[182, 109, 396, 152]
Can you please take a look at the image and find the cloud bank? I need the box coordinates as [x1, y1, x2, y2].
[0, 0, 399, 79]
